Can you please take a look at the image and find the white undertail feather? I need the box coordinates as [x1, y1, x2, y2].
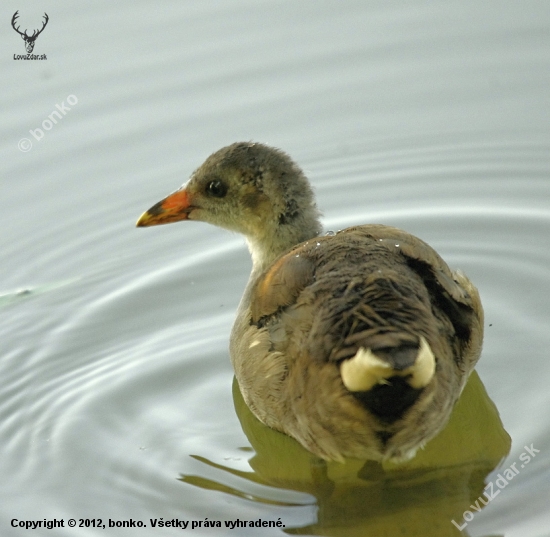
[340, 336, 435, 392]
[340, 348, 392, 391]
[408, 336, 436, 389]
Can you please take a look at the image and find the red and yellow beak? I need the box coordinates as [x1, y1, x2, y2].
[136, 189, 195, 227]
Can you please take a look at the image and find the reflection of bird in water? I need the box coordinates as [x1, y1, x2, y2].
[179, 372, 510, 537]
[138, 142, 483, 463]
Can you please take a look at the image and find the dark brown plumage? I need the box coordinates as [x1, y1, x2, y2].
[137, 142, 483, 462]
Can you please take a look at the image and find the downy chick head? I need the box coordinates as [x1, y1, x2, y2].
[137, 142, 322, 265]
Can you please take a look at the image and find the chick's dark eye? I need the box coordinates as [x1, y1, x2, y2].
[206, 180, 227, 198]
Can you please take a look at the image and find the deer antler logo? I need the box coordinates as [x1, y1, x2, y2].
[11, 11, 49, 54]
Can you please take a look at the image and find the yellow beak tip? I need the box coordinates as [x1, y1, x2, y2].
[136, 211, 152, 227]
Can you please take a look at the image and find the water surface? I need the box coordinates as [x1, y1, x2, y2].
[2, 1, 550, 535]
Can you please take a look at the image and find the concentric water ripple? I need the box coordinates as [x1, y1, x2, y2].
[1, 131, 549, 535]
[2, 0, 550, 533]
[2, 134, 550, 534]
